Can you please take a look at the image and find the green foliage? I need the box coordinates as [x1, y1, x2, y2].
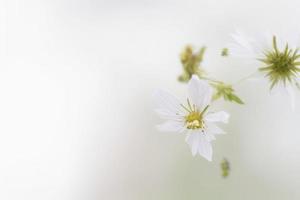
[211, 82, 244, 104]
[178, 45, 244, 105]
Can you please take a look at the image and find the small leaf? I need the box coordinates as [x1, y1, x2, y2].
[211, 82, 244, 105]
[229, 93, 244, 104]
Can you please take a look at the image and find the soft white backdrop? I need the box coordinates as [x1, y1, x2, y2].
[1, 0, 300, 199]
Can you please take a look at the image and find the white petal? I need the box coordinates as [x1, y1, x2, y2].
[153, 89, 184, 119]
[188, 75, 212, 110]
[273, 31, 300, 51]
[284, 30, 300, 50]
[270, 82, 286, 96]
[246, 71, 265, 82]
[253, 31, 273, 56]
[185, 131, 200, 156]
[270, 83, 297, 110]
[156, 120, 185, 133]
[185, 131, 213, 161]
[154, 109, 184, 121]
[205, 111, 229, 123]
[205, 122, 226, 135]
[197, 134, 213, 161]
[204, 131, 216, 142]
[286, 86, 296, 111]
[229, 30, 257, 59]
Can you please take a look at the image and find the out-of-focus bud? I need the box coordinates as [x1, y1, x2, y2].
[221, 48, 229, 56]
[180, 45, 193, 64]
[178, 45, 206, 82]
[220, 158, 230, 178]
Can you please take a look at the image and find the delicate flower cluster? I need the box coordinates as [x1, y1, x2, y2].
[153, 30, 300, 163]
[178, 45, 244, 105]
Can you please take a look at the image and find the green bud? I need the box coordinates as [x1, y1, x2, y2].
[221, 48, 229, 57]
[211, 82, 244, 104]
[220, 158, 230, 178]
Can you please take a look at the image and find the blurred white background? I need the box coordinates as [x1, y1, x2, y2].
[1, 0, 300, 199]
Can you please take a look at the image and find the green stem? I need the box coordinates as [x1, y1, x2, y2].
[232, 71, 258, 86]
[199, 76, 223, 84]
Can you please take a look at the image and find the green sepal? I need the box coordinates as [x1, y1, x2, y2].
[211, 82, 244, 104]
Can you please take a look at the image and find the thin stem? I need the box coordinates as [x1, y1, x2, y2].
[232, 71, 258, 86]
[199, 76, 223, 84]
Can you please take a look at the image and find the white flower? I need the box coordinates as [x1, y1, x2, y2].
[230, 30, 300, 110]
[153, 75, 229, 161]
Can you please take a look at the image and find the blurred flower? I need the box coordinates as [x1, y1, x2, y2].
[230, 30, 300, 109]
[178, 45, 206, 82]
[220, 158, 230, 178]
[153, 75, 229, 161]
[221, 48, 229, 56]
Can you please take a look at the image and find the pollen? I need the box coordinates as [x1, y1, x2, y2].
[185, 111, 204, 129]
[181, 98, 208, 130]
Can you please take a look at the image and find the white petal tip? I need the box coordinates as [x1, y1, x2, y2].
[202, 155, 212, 161]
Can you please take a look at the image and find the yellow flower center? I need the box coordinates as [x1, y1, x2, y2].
[181, 98, 208, 130]
[185, 111, 204, 129]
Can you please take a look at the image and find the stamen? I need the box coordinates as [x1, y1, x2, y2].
[187, 98, 193, 111]
[259, 35, 300, 89]
[180, 103, 191, 113]
[201, 105, 209, 115]
[272, 36, 278, 54]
